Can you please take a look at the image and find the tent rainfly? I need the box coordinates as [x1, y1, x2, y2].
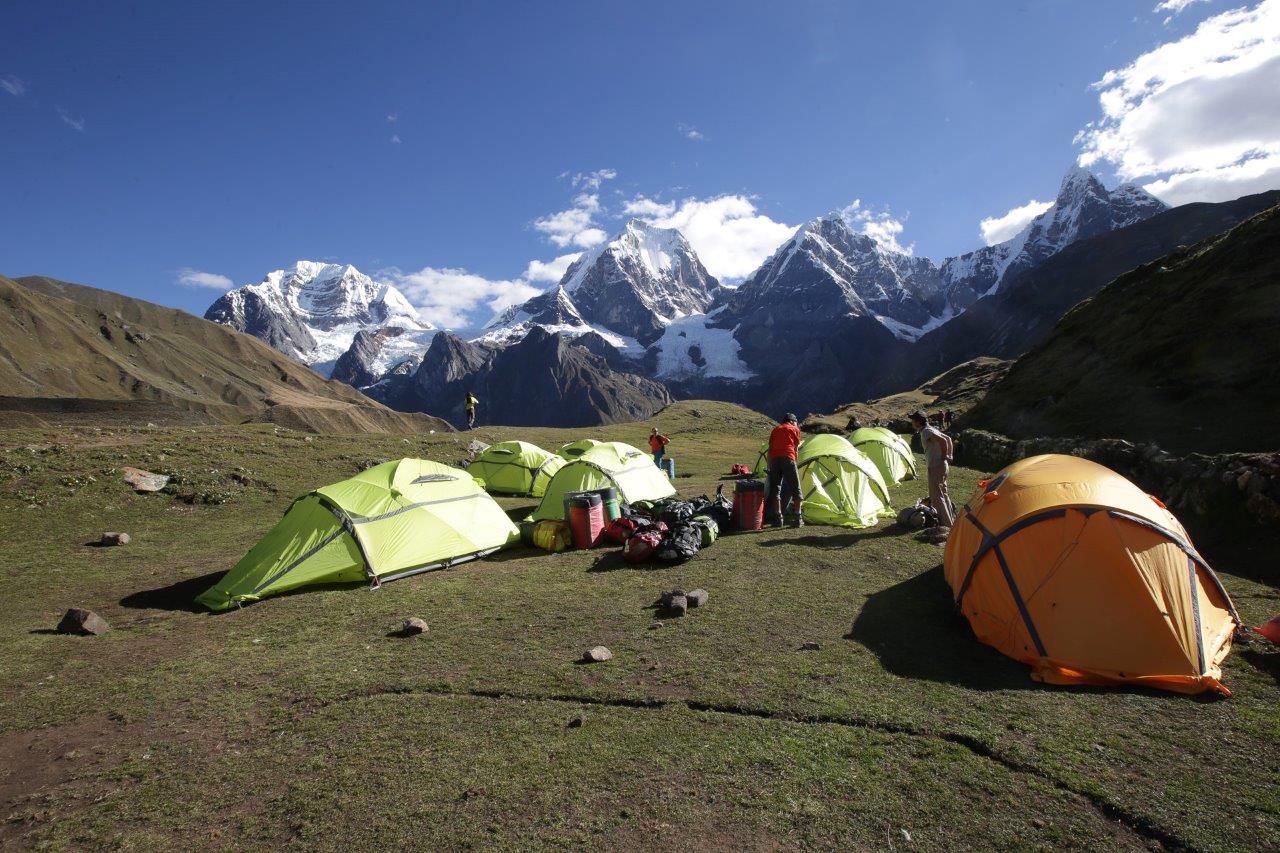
[467, 440, 565, 497]
[849, 426, 917, 483]
[795, 434, 894, 527]
[196, 459, 520, 611]
[558, 438, 603, 460]
[531, 441, 676, 520]
[944, 454, 1241, 695]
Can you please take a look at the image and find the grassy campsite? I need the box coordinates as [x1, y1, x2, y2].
[1, 401, 1277, 850]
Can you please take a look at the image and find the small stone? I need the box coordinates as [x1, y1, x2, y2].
[900, 829, 911, 843]
[686, 588, 709, 608]
[649, 621, 664, 630]
[567, 715, 586, 729]
[801, 641, 821, 651]
[402, 617, 428, 635]
[56, 608, 110, 636]
[98, 532, 131, 546]
[665, 595, 688, 616]
[583, 646, 613, 663]
[1032, 818, 1046, 829]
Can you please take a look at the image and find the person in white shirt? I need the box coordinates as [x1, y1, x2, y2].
[910, 410, 954, 529]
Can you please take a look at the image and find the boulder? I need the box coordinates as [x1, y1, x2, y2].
[659, 589, 688, 616]
[57, 608, 110, 636]
[582, 646, 613, 663]
[98, 532, 130, 546]
[686, 588, 709, 608]
[401, 617, 428, 636]
[800, 641, 821, 651]
[120, 467, 169, 493]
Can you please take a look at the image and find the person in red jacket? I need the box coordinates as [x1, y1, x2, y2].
[765, 413, 803, 528]
[648, 427, 670, 467]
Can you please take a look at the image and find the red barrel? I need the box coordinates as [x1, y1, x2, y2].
[566, 492, 605, 549]
[732, 479, 766, 531]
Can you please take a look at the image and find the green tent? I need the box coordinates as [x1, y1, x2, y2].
[848, 427, 917, 483]
[467, 440, 565, 497]
[531, 441, 676, 520]
[796, 434, 893, 527]
[558, 438, 603, 460]
[196, 459, 520, 611]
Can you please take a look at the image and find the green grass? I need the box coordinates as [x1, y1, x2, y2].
[1, 401, 1277, 850]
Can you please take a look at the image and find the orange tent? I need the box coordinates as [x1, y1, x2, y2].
[943, 455, 1240, 696]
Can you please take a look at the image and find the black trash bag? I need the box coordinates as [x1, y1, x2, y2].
[658, 500, 696, 527]
[654, 523, 702, 563]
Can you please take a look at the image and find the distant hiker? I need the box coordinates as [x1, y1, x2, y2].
[649, 427, 671, 466]
[765, 413, 803, 528]
[464, 392, 479, 429]
[911, 409, 954, 530]
[942, 410, 954, 430]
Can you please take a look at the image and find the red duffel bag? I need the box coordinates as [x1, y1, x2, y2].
[623, 530, 662, 563]
[603, 517, 638, 545]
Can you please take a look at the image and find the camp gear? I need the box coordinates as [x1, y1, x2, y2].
[657, 499, 695, 527]
[795, 434, 893, 528]
[590, 486, 621, 521]
[849, 427, 917, 483]
[195, 459, 520, 612]
[730, 463, 750, 476]
[944, 454, 1241, 696]
[1256, 616, 1280, 645]
[565, 492, 605, 549]
[466, 441, 566, 497]
[530, 519, 573, 552]
[766, 456, 802, 526]
[624, 530, 662, 563]
[768, 421, 801, 460]
[531, 442, 676, 521]
[733, 479, 766, 531]
[655, 524, 701, 563]
[691, 514, 719, 547]
[558, 438, 603, 460]
[897, 499, 938, 530]
[603, 517, 638, 545]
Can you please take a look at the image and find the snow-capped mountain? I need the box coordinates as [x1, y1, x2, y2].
[204, 261, 434, 375]
[940, 167, 1167, 308]
[482, 220, 721, 349]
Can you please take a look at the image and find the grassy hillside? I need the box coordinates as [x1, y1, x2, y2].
[803, 357, 1010, 434]
[0, 275, 450, 435]
[965, 203, 1280, 453]
[0, 401, 1275, 849]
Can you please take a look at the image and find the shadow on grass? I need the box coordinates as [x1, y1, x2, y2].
[847, 564, 1036, 692]
[120, 570, 227, 612]
[1238, 649, 1280, 686]
[757, 525, 902, 550]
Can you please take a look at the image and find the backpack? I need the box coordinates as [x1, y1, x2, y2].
[654, 524, 702, 563]
[730, 463, 750, 476]
[530, 519, 573, 552]
[658, 500, 695, 527]
[896, 500, 938, 530]
[691, 514, 718, 548]
[603, 517, 638, 545]
[623, 530, 662, 563]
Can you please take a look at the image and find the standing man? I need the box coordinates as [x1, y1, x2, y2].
[464, 392, 480, 429]
[765, 413, 803, 528]
[648, 427, 670, 467]
[910, 409, 954, 532]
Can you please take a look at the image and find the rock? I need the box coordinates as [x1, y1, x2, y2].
[401, 617, 428, 635]
[690, 409, 703, 418]
[801, 641, 821, 651]
[649, 621, 664, 630]
[582, 646, 613, 663]
[686, 588, 709, 608]
[120, 467, 169, 493]
[98, 532, 130, 546]
[466, 439, 490, 459]
[567, 715, 586, 728]
[56, 608, 110, 636]
[661, 592, 688, 616]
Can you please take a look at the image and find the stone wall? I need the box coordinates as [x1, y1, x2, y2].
[955, 429, 1280, 536]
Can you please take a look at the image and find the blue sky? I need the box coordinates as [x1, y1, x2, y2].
[3, 0, 1277, 328]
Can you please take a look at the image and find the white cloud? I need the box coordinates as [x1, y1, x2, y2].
[176, 268, 233, 290]
[534, 191, 608, 248]
[386, 112, 398, 123]
[380, 266, 541, 329]
[523, 252, 581, 283]
[625, 194, 797, 281]
[390, 133, 402, 144]
[676, 123, 705, 141]
[1155, 0, 1209, 19]
[568, 168, 617, 191]
[840, 200, 913, 255]
[56, 106, 85, 132]
[0, 75, 26, 96]
[978, 198, 1055, 245]
[1077, 0, 1280, 205]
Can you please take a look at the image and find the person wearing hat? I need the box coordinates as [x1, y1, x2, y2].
[765, 413, 803, 528]
[910, 409, 954, 531]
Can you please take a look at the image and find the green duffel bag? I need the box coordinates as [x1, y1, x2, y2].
[691, 514, 718, 548]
